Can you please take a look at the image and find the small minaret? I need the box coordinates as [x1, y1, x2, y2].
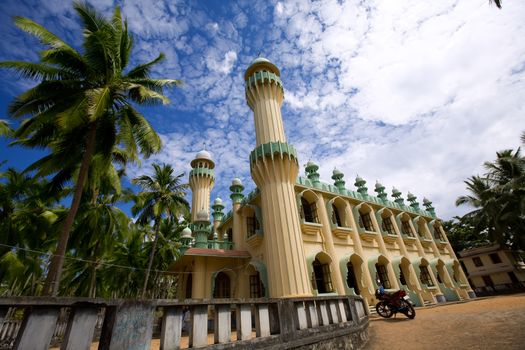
[189, 150, 215, 222]
[211, 197, 225, 233]
[246, 57, 311, 297]
[332, 168, 346, 192]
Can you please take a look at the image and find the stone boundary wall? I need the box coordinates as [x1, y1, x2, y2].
[0, 295, 369, 350]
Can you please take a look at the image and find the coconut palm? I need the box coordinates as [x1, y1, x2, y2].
[457, 133, 525, 250]
[0, 2, 180, 295]
[0, 168, 64, 295]
[132, 163, 189, 298]
[61, 190, 132, 297]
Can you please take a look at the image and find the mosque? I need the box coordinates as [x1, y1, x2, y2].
[171, 57, 475, 311]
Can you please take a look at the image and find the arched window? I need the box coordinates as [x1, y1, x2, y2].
[382, 216, 396, 235]
[312, 258, 333, 293]
[433, 224, 446, 241]
[346, 262, 360, 295]
[332, 204, 342, 226]
[399, 266, 407, 286]
[419, 265, 434, 287]
[375, 263, 391, 289]
[246, 214, 260, 238]
[401, 220, 414, 237]
[301, 197, 319, 223]
[249, 271, 265, 298]
[359, 211, 373, 231]
[185, 274, 192, 299]
[213, 272, 231, 298]
[226, 228, 233, 242]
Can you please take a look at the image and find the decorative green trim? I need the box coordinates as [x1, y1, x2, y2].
[250, 141, 298, 166]
[245, 70, 283, 91]
[296, 176, 437, 219]
[189, 167, 215, 178]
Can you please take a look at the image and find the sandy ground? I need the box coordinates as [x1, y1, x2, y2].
[365, 293, 525, 350]
[50, 293, 525, 349]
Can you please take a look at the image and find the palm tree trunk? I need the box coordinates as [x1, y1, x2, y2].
[42, 123, 97, 296]
[141, 218, 160, 298]
[89, 240, 101, 298]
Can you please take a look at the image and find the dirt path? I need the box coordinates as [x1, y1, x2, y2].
[364, 293, 525, 350]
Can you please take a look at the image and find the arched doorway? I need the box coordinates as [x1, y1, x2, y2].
[312, 257, 333, 294]
[213, 272, 231, 298]
[346, 262, 360, 295]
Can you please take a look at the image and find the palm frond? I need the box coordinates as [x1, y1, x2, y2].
[122, 107, 161, 157]
[73, 1, 109, 34]
[13, 17, 79, 54]
[0, 61, 73, 81]
[126, 53, 165, 79]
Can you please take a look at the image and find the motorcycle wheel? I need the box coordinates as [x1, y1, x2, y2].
[401, 300, 416, 319]
[375, 302, 394, 318]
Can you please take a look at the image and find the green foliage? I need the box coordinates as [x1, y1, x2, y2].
[132, 163, 189, 298]
[456, 131, 525, 250]
[442, 217, 490, 253]
[0, 1, 181, 295]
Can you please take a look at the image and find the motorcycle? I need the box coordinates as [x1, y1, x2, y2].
[374, 284, 416, 319]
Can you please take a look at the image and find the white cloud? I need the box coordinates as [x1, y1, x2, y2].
[2, 0, 525, 222]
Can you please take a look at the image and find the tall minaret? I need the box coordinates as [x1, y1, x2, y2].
[245, 57, 311, 297]
[189, 150, 215, 222]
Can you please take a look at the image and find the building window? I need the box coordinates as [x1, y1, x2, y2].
[434, 225, 446, 241]
[213, 272, 231, 298]
[246, 216, 259, 238]
[482, 275, 494, 287]
[359, 212, 374, 231]
[399, 267, 407, 286]
[419, 265, 434, 287]
[346, 262, 360, 295]
[401, 220, 414, 237]
[185, 274, 192, 299]
[301, 197, 319, 223]
[489, 253, 502, 264]
[249, 272, 265, 298]
[508, 272, 519, 284]
[313, 258, 333, 293]
[382, 217, 396, 235]
[375, 263, 391, 289]
[226, 228, 233, 242]
[436, 272, 442, 284]
[473, 257, 483, 267]
[331, 204, 342, 226]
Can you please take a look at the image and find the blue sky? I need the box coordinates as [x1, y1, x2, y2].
[1, 0, 524, 220]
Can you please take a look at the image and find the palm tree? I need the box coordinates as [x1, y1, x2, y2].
[0, 169, 64, 295]
[457, 133, 525, 250]
[132, 163, 189, 298]
[0, 3, 180, 295]
[61, 191, 131, 297]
